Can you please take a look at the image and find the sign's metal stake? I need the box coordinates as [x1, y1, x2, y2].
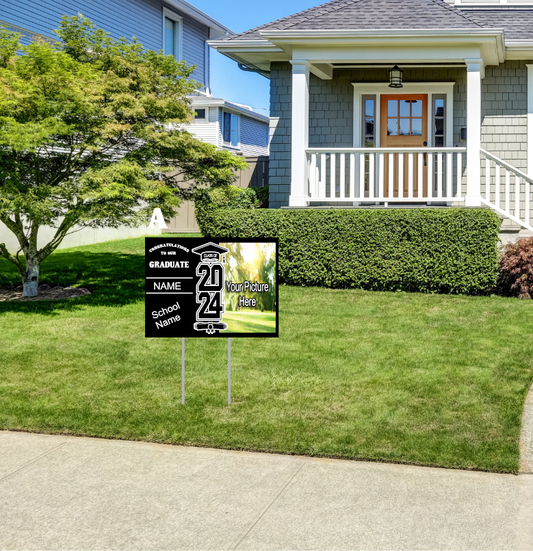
[228, 338, 231, 405]
[182, 337, 185, 405]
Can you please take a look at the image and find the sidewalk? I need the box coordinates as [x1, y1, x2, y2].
[1, 430, 532, 551]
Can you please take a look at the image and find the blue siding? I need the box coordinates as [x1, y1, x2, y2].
[182, 14, 208, 86]
[240, 116, 269, 156]
[0, 0, 211, 90]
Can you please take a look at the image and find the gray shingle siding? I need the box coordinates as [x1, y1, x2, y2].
[269, 62, 292, 209]
[240, 116, 269, 156]
[481, 61, 529, 173]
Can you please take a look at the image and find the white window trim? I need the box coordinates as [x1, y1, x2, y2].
[163, 7, 183, 61]
[352, 82, 455, 148]
[222, 110, 240, 149]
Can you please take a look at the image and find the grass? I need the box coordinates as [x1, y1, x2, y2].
[1, 236, 532, 473]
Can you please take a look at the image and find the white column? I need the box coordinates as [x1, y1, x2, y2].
[465, 59, 483, 207]
[526, 64, 533, 177]
[289, 61, 310, 207]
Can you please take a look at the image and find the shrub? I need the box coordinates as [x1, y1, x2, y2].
[194, 185, 268, 226]
[196, 207, 501, 295]
[498, 237, 533, 299]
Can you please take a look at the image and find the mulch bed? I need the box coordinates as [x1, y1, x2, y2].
[0, 284, 92, 302]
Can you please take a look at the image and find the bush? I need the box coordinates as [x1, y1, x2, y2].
[194, 185, 268, 226]
[196, 207, 501, 295]
[498, 237, 533, 299]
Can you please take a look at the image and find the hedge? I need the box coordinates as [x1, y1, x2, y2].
[197, 207, 501, 295]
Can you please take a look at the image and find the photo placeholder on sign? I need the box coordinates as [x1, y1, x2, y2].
[145, 238, 278, 338]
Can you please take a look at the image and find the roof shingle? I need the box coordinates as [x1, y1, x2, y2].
[224, 0, 485, 42]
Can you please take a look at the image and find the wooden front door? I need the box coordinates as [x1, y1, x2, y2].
[380, 94, 428, 198]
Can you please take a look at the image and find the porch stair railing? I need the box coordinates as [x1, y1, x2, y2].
[306, 147, 466, 203]
[480, 148, 533, 233]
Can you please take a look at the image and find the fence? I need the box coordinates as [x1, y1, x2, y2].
[166, 156, 269, 233]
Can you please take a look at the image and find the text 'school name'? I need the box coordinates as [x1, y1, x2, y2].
[152, 301, 181, 329]
[226, 281, 270, 293]
[149, 261, 189, 268]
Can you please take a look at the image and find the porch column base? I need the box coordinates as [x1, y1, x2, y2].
[464, 196, 482, 207]
[289, 195, 308, 207]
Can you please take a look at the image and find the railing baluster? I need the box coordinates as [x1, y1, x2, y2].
[437, 153, 443, 199]
[398, 154, 404, 198]
[446, 152, 452, 200]
[495, 163, 500, 209]
[330, 153, 336, 199]
[340, 153, 345, 199]
[369, 153, 375, 199]
[408, 153, 414, 199]
[524, 180, 531, 226]
[505, 169, 510, 213]
[359, 153, 365, 199]
[456, 152, 463, 199]
[417, 153, 423, 198]
[310, 153, 317, 199]
[378, 152, 384, 200]
[349, 153, 355, 199]
[427, 153, 433, 199]
[388, 153, 394, 200]
[485, 157, 491, 203]
[515, 174, 520, 219]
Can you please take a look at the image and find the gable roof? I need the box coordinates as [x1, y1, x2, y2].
[465, 9, 533, 41]
[223, 0, 484, 42]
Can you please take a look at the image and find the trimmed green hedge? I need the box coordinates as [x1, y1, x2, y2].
[197, 208, 501, 294]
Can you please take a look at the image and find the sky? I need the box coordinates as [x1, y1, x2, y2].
[191, 0, 325, 115]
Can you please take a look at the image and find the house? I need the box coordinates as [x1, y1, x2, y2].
[209, 0, 533, 240]
[188, 95, 269, 157]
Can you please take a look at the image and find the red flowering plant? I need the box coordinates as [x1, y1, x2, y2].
[498, 237, 533, 299]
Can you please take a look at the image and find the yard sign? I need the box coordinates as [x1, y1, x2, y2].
[145, 237, 279, 403]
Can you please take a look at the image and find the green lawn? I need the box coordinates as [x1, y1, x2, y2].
[224, 311, 276, 333]
[1, 236, 532, 473]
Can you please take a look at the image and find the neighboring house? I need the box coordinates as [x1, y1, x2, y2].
[188, 96, 269, 157]
[210, 0, 533, 239]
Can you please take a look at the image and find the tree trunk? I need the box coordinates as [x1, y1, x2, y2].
[22, 255, 40, 297]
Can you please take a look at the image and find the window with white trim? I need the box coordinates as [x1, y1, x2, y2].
[163, 8, 182, 60]
[223, 112, 239, 147]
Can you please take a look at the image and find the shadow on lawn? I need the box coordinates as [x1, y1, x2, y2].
[0, 251, 145, 316]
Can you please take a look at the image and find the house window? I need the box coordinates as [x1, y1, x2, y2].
[195, 109, 206, 119]
[433, 95, 446, 147]
[362, 95, 376, 147]
[223, 112, 239, 147]
[163, 9, 182, 60]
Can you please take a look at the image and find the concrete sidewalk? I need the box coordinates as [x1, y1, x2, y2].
[1, 431, 532, 551]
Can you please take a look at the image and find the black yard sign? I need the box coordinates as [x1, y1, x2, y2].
[145, 238, 278, 338]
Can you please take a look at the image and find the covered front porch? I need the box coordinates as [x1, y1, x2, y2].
[279, 33, 533, 232]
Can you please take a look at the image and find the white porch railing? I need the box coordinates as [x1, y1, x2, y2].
[306, 147, 467, 203]
[480, 149, 533, 232]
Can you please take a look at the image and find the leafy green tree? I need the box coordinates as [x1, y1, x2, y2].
[0, 17, 246, 296]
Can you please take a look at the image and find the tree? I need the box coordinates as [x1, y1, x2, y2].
[0, 16, 247, 297]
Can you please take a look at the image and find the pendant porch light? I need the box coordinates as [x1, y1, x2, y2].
[389, 65, 403, 88]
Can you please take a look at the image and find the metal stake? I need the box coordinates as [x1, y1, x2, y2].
[181, 337, 185, 405]
[228, 338, 231, 405]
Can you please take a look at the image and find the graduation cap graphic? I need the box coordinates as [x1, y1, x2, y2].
[191, 242, 229, 264]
